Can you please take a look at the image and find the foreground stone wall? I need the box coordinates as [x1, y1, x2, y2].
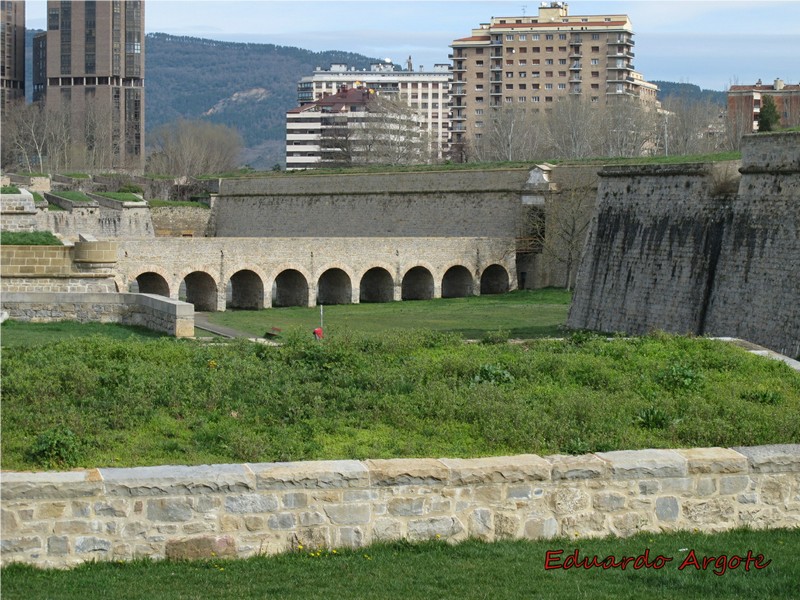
[1, 445, 797, 568]
[0, 292, 194, 337]
[568, 133, 799, 357]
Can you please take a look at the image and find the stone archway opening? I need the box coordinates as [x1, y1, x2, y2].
[401, 266, 434, 301]
[183, 271, 218, 311]
[227, 269, 264, 310]
[317, 268, 352, 305]
[480, 264, 510, 295]
[133, 272, 170, 297]
[272, 269, 309, 307]
[442, 265, 474, 298]
[359, 267, 394, 303]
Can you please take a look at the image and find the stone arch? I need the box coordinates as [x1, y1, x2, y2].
[441, 265, 474, 298]
[480, 264, 510, 295]
[401, 265, 435, 301]
[182, 270, 219, 311]
[359, 266, 395, 303]
[272, 269, 309, 307]
[317, 267, 352, 305]
[227, 268, 265, 309]
[130, 270, 171, 297]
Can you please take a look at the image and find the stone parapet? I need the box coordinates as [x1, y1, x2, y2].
[1, 446, 797, 568]
[0, 292, 194, 338]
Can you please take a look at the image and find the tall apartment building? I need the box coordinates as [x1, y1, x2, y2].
[33, 0, 145, 171]
[1, 0, 25, 118]
[450, 2, 657, 154]
[296, 59, 451, 160]
[728, 78, 800, 134]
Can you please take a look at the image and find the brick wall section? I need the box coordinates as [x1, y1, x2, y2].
[1, 292, 194, 337]
[1, 445, 797, 568]
[0, 189, 39, 232]
[213, 169, 531, 238]
[568, 133, 799, 357]
[1, 245, 75, 276]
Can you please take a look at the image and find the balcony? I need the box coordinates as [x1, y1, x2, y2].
[569, 74, 582, 83]
[569, 62, 582, 71]
[570, 86, 582, 95]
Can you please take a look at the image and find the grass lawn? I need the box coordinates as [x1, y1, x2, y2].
[0, 320, 167, 348]
[2, 529, 797, 599]
[207, 288, 572, 339]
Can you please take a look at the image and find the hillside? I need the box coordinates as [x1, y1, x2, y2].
[145, 33, 385, 168]
[653, 81, 727, 106]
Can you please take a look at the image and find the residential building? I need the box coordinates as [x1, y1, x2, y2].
[296, 59, 451, 160]
[33, 0, 145, 171]
[286, 85, 425, 170]
[1, 0, 25, 118]
[728, 78, 800, 133]
[449, 1, 657, 156]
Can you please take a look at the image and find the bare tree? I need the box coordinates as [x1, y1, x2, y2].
[1, 101, 49, 172]
[520, 169, 596, 290]
[660, 95, 722, 156]
[472, 104, 546, 162]
[147, 119, 243, 177]
[598, 100, 659, 157]
[547, 97, 601, 159]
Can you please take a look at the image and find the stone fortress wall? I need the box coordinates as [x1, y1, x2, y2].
[1, 445, 797, 568]
[568, 133, 800, 358]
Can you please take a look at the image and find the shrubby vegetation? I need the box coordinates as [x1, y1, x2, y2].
[2, 331, 797, 470]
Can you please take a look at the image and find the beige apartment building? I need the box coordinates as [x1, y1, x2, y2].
[296, 59, 451, 161]
[1, 0, 25, 118]
[450, 2, 657, 155]
[33, 0, 145, 171]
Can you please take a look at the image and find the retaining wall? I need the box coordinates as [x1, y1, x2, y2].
[0, 445, 797, 568]
[568, 133, 799, 357]
[0, 292, 194, 337]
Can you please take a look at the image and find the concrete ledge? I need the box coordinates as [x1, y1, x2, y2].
[99, 464, 257, 496]
[250, 460, 369, 490]
[732, 444, 800, 473]
[595, 449, 688, 479]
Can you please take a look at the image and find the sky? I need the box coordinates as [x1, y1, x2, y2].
[24, 0, 800, 91]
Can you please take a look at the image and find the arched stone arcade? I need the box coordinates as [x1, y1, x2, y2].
[227, 269, 264, 310]
[317, 268, 352, 305]
[480, 264, 510, 295]
[272, 269, 309, 307]
[359, 267, 394, 303]
[441, 265, 474, 298]
[132, 271, 170, 297]
[401, 266, 435, 301]
[183, 271, 219, 311]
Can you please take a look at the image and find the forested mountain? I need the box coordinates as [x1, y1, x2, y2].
[145, 33, 384, 168]
[652, 81, 727, 106]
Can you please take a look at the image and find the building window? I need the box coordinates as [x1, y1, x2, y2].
[505, 97, 513, 103]
[559, 34, 567, 40]
[506, 34, 514, 40]
[519, 83, 527, 89]
[558, 83, 566, 90]
[559, 59, 567, 65]
[476, 72, 484, 79]
[545, 83, 553, 90]
[592, 46, 600, 52]
[545, 34, 553, 40]
[592, 33, 600, 40]
[518, 59, 527, 65]
[475, 108, 484, 115]
[591, 58, 599, 65]
[532, 71, 540, 78]
[518, 96, 526, 102]
[519, 34, 527, 41]
[476, 121, 484, 128]
[545, 59, 553, 65]
[532, 34, 539, 40]
[532, 96, 540, 102]
[546, 46, 553, 52]
[518, 71, 527, 78]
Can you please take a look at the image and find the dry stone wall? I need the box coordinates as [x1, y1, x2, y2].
[1, 446, 797, 568]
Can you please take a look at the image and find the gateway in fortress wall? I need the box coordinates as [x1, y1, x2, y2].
[568, 132, 800, 358]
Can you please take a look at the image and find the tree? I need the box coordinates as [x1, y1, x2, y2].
[472, 104, 546, 162]
[146, 119, 243, 177]
[757, 95, 780, 132]
[660, 95, 723, 156]
[547, 97, 601, 159]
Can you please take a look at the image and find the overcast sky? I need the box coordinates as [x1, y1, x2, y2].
[25, 0, 800, 91]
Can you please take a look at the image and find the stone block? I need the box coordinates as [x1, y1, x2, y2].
[677, 448, 748, 474]
[407, 516, 464, 541]
[251, 460, 368, 489]
[366, 458, 449, 487]
[550, 488, 590, 514]
[655, 496, 680, 522]
[441, 455, 550, 485]
[337, 527, 364, 548]
[592, 491, 626, 511]
[524, 517, 558, 540]
[697, 478, 717, 496]
[165, 535, 237, 560]
[75, 536, 112, 554]
[101, 464, 255, 496]
[1, 537, 42, 553]
[268, 513, 297, 530]
[146, 498, 193, 522]
[372, 518, 403, 542]
[47, 536, 70, 556]
[323, 504, 370, 525]
[494, 513, 520, 538]
[224, 494, 278, 514]
[732, 445, 800, 473]
[548, 454, 608, 480]
[596, 449, 688, 480]
[282, 492, 308, 509]
[0, 471, 103, 500]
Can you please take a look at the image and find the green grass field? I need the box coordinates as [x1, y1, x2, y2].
[2, 529, 797, 600]
[207, 288, 572, 339]
[0, 320, 166, 348]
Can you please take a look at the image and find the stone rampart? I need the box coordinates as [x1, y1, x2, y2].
[1, 445, 797, 568]
[150, 206, 212, 237]
[0, 292, 194, 337]
[568, 133, 799, 357]
[213, 169, 531, 238]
